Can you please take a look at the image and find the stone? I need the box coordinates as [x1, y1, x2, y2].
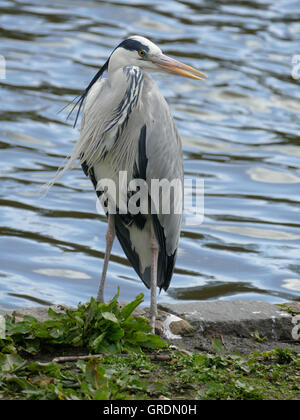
[158, 300, 294, 341]
[6, 304, 74, 323]
[169, 318, 195, 336]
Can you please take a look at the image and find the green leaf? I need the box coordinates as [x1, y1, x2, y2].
[102, 312, 118, 323]
[120, 293, 144, 320]
[97, 341, 119, 354]
[6, 375, 36, 391]
[24, 339, 40, 355]
[90, 332, 106, 350]
[143, 334, 167, 349]
[211, 337, 224, 353]
[48, 307, 65, 320]
[108, 325, 124, 342]
[0, 353, 26, 373]
[8, 322, 32, 336]
[105, 289, 120, 314]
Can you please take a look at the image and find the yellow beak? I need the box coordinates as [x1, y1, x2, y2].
[153, 54, 207, 81]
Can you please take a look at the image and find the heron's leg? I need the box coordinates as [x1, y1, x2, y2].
[96, 214, 115, 303]
[150, 222, 159, 333]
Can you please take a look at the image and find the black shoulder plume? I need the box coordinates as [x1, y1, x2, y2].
[65, 59, 109, 128]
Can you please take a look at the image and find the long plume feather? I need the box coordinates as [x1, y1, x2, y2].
[42, 60, 109, 194]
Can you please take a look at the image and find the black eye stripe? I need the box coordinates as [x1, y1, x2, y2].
[117, 39, 150, 53]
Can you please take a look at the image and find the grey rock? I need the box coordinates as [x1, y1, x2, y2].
[169, 318, 195, 336]
[0, 306, 13, 317]
[1, 304, 75, 323]
[158, 300, 294, 341]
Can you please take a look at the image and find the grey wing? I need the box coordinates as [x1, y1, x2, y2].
[115, 74, 184, 291]
[144, 77, 183, 290]
[143, 77, 184, 257]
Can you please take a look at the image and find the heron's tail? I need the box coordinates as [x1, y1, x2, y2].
[114, 213, 177, 291]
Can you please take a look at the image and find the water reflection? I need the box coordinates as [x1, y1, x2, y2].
[0, 0, 299, 309]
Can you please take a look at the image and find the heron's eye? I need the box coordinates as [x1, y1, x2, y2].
[138, 50, 146, 58]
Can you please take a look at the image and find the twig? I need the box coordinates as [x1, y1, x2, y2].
[52, 353, 171, 363]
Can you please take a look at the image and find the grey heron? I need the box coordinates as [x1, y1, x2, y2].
[52, 36, 206, 332]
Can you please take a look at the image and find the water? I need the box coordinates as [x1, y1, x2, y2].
[0, 0, 300, 310]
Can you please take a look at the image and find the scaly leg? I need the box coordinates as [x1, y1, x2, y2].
[96, 213, 115, 303]
[150, 221, 159, 333]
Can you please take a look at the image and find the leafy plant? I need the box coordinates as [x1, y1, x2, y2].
[1, 290, 166, 356]
[251, 330, 268, 343]
[278, 304, 299, 317]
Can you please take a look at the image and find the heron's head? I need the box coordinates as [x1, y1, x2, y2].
[108, 35, 207, 81]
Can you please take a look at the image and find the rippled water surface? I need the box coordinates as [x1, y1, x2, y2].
[1, 0, 300, 309]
